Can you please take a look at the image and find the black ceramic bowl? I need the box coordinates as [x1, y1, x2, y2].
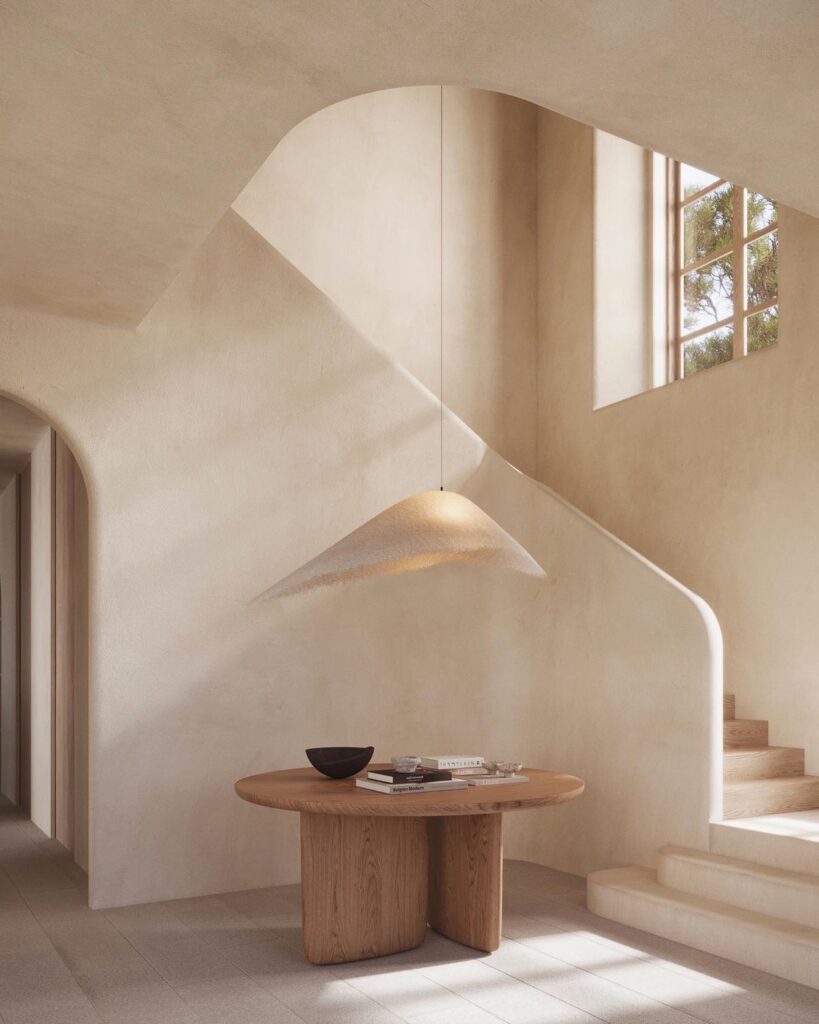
[306, 746, 374, 779]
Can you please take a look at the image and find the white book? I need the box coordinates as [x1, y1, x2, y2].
[457, 773, 529, 786]
[356, 778, 469, 795]
[419, 755, 484, 770]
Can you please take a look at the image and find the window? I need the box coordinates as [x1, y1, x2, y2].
[673, 162, 778, 378]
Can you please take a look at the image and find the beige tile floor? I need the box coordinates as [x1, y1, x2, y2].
[1, 799, 818, 1024]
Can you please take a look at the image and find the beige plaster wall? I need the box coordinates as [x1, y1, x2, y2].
[4, 2, 819, 326]
[233, 87, 538, 475]
[537, 110, 819, 774]
[593, 130, 652, 408]
[0, 476, 19, 802]
[0, 202, 718, 907]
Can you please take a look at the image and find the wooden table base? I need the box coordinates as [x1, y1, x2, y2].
[300, 812, 429, 964]
[300, 811, 502, 964]
[428, 813, 502, 952]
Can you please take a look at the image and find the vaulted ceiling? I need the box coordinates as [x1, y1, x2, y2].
[2, 1, 817, 326]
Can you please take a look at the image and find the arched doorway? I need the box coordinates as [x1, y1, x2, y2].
[0, 395, 89, 872]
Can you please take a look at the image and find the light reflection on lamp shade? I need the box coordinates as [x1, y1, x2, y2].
[255, 490, 546, 600]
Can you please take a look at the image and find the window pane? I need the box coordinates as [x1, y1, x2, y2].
[681, 163, 720, 199]
[683, 253, 734, 334]
[746, 229, 778, 308]
[683, 182, 734, 266]
[683, 327, 734, 376]
[747, 192, 777, 234]
[747, 305, 778, 352]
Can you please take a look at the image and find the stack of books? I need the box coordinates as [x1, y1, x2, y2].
[356, 764, 467, 794]
[355, 756, 529, 794]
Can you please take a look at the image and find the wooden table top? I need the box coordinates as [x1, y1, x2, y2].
[235, 765, 584, 817]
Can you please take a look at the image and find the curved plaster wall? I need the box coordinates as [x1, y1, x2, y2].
[0, 86, 725, 907]
[0, 189, 721, 906]
[4, 2, 818, 324]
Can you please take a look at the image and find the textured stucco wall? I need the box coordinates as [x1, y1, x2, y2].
[538, 108, 819, 774]
[0, 203, 718, 907]
[234, 86, 538, 476]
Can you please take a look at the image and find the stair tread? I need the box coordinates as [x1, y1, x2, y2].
[724, 745, 802, 755]
[660, 844, 819, 889]
[715, 809, 819, 839]
[723, 719, 768, 748]
[588, 865, 819, 946]
[725, 775, 819, 789]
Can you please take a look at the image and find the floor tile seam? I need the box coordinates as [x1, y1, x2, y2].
[171, 976, 302, 1024]
[27, 890, 204, 1022]
[505, 908, 819, 1024]
[488, 935, 709, 1024]
[274, 964, 411, 1023]
[416, 955, 613, 1024]
[496, 932, 794, 1024]
[186, 939, 377, 1023]
[340, 965, 483, 1023]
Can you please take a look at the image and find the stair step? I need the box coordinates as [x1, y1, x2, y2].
[724, 718, 768, 748]
[724, 745, 804, 782]
[711, 811, 819, 876]
[724, 776, 819, 819]
[587, 865, 819, 989]
[723, 693, 735, 721]
[658, 845, 819, 929]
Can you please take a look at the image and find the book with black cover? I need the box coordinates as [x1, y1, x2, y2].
[356, 778, 468, 795]
[367, 768, 452, 784]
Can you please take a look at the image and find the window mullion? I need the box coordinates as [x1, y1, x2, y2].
[673, 161, 682, 378]
[733, 186, 746, 358]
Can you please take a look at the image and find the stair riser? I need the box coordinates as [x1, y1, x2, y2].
[658, 854, 819, 930]
[711, 821, 819, 876]
[724, 779, 819, 819]
[724, 720, 768, 747]
[723, 694, 735, 721]
[588, 877, 819, 990]
[724, 748, 804, 782]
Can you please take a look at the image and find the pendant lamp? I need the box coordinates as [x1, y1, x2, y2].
[257, 489, 544, 600]
[257, 89, 545, 602]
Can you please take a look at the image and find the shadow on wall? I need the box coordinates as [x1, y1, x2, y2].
[69, 207, 721, 908]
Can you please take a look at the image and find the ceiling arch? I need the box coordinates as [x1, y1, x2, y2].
[1, 0, 816, 326]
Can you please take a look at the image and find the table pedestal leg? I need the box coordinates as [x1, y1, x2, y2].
[428, 813, 503, 952]
[300, 812, 428, 965]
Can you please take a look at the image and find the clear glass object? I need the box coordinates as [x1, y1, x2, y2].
[683, 254, 734, 333]
[683, 182, 733, 266]
[683, 327, 734, 376]
[747, 305, 778, 352]
[681, 163, 720, 199]
[746, 230, 778, 308]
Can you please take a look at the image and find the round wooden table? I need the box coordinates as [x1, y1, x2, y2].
[235, 766, 584, 965]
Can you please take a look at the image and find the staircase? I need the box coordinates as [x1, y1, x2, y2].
[722, 693, 819, 818]
[587, 695, 819, 988]
[587, 848, 819, 988]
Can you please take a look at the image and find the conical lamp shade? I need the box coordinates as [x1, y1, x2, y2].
[256, 490, 545, 600]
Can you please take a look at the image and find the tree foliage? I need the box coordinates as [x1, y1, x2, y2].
[681, 175, 778, 374]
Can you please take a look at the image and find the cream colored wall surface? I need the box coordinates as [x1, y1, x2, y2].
[29, 429, 53, 835]
[234, 87, 538, 475]
[3, 2, 819, 325]
[0, 201, 719, 907]
[0, 476, 19, 802]
[593, 130, 651, 408]
[538, 110, 819, 775]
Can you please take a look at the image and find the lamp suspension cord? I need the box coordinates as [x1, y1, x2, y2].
[439, 85, 444, 492]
